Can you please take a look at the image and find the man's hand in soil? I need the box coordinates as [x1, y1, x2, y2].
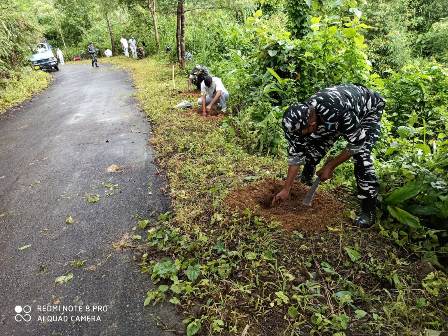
[272, 188, 290, 206]
[206, 104, 212, 112]
[272, 164, 300, 206]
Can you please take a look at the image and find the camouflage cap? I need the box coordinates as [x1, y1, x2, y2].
[282, 103, 310, 134]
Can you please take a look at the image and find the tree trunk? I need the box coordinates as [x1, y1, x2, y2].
[179, 0, 185, 68]
[176, 0, 185, 68]
[59, 26, 67, 50]
[176, 1, 181, 64]
[148, 0, 160, 51]
[105, 11, 115, 54]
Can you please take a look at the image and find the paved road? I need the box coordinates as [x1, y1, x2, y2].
[0, 64, 181, 336]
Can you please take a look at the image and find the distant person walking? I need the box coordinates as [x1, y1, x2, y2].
[129, 37, 137, 59]
[120, 37, 129, 57]
[56, 48, 64, 65]
[88, 42, 99, 68]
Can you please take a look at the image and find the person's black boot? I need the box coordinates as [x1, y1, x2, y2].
[355, 197, 377, 228]
[299, 164, 316, 186]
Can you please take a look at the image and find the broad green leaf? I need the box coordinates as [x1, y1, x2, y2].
[355, 309, 367, 319]
[310, 16, 321, 25]
[343, 27, 356, 38]
[152, 259, 178, 280]
[211, 319, 224, 332]
[288, 306, 298, 318]
[186, 319, 202, 336]
[267, 50, 277, 57]
[169, 297, 180, 305]
[245, 252, 257, 260]
[334, 291, 353, 305]
[138, 219, 149, 229]
[385, 181, 421, 205]
[344, 247, 361, 262]
[185, 264, 200, 282]
[321, 261, 336, 274]
[275, 291, 289, 304]
[387, 206, 422, 228]
[144, 293, 155, 306]
[415, 144, 431, 155]
[158, 284, 169, 293]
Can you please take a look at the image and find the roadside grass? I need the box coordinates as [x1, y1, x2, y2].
[0, 67, 51, 114]
[107, 57, 448, 336]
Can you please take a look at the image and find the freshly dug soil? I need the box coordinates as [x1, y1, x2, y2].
[225, 179, 347, 232]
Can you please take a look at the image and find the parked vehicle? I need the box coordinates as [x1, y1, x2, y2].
[30, 43, 59, 71]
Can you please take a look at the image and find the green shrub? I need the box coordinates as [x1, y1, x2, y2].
[383, 60, 448, 138]
[0, 2, 39, 82]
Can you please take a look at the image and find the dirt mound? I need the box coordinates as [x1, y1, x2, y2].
[225, 179, 347, 232]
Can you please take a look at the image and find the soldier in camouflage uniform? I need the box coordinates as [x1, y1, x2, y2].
[273, 84, 386, 228]
[188, 65, 210, 91]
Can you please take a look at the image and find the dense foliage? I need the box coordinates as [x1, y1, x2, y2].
[0, 1, 39, 85]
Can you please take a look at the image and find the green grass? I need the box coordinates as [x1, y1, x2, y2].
[107, 57, 448, 336]
[0, 68, 51, 114]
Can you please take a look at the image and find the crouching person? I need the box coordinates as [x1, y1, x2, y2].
[198, 75, 229, 116]
[273, 84, 386, 228]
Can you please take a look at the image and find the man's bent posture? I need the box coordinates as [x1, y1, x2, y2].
[273, 84, 385, 228]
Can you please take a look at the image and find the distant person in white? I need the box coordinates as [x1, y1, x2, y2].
[104, 49, 112, 57]
[56, 48, 64, 65]
[197, 75, 229, 116]
[129, 37, 137, 59]
[120, 37, 129, 57]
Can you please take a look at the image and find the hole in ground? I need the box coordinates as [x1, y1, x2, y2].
[225, 179, 347, 232]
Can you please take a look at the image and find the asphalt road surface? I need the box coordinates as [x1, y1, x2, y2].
[0, 64, 181, 336]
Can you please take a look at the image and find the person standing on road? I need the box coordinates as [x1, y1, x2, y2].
[56, 48, 64, 65]
[197, 75, 229, 116]
[272, 84, 386, 228]
[120, 37, 129, 57]
[88, 42, 99, 68]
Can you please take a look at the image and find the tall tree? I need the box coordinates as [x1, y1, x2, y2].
[98, 0, 117, 54]
[148, 0, 160, 50]
[176, 0, 185, 67]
